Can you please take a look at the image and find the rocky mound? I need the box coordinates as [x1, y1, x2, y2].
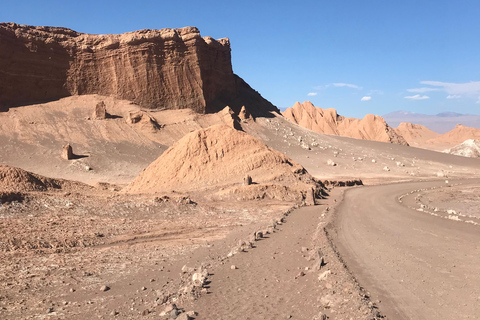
[443, 139, 480, 158]
[427, 124, 480, 146]
[282, 101, 408, 145]
[125, 125, 321, 201]
[0, 23, 278, 116]
[394, 122, 440, 147]
[0, 165, 61, 192]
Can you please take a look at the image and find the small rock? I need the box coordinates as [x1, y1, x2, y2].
[141, 286, 147, 291]
[192, 272, 206, 286]
[142, 309, 150, 316]
[244, 175, 253, 186]
[170, 308, 181, 319]
[182, 265, 195, 274]
[318, 270, 332, 281]
[110, 310, 119, 316]
[231, 265, 237, 270]
[327, 159, 336, 166]
[176, 313, 192, 320]
[313, 311, 328, 320]
[383, 166, 390, 172]
[46, 307, 54, 314]
[100, 285, 110, 292]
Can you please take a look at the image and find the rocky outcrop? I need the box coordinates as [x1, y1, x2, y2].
[0, 23, 278, 116]
[282, 101, 408, 145]
[443, 139, 480, 158]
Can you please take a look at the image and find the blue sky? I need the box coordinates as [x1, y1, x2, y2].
[2, 0, 480, 118]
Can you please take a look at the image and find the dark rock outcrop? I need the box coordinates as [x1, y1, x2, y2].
[0, 23, 278, 116]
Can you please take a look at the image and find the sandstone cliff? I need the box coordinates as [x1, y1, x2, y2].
[282, 101, 408, 145]
[0, 23, 277, 116]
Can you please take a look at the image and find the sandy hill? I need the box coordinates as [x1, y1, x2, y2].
[0, 95, 253, 185]
[394, 122, 440, 147]
[282, 101, 408, 145]
[427, 124, 480, 146]
[444, 139, 480, 158]
[0, 165, 61, 192]
[0, 23, 277, 116]
[0, 164, 89, 193]
[125, 125, 322, 202]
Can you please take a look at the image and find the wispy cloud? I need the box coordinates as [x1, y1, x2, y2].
[405, 94, 430, 100]
[420, 81, 480, 95]
[307, 92, 318, 96]
[332, 83, 362, 89]
[446, 95, 461, 99]
[361, 96, 371, 101]
[407, 87, 440, 93]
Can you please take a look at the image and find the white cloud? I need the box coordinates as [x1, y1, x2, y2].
[420, 81, 480, 95]
[404, 94, 430, 100]
[307, 92, 318, 96]
[361, 96, 372, 101]
[446, 95, 461, 99]
[332, 83, 362, 89]
[407, 87, 440, 93]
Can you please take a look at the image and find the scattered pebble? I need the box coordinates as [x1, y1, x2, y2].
[100, 285, 110, 292]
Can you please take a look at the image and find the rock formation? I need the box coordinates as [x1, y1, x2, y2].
[282, 101, 408, 145]
[238, 106, 251, 120]
[61, 144, 74, 160]
[92, 101, 107, 120]
[124, 125, 321, 197]
[443, 139, 480, 158]
[394, 122, 440, 147]
[0, 23, 278, 116]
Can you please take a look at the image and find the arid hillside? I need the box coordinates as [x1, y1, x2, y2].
[0, 23, 277, 116]
[283, 101, 407, 145]
[394, 122, 440, 148]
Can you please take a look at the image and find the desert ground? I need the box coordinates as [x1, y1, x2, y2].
[0, 94, 479, 320]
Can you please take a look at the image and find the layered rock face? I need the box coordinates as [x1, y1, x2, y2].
[283, 101, 408, 145]
[0, 23, 277, 115]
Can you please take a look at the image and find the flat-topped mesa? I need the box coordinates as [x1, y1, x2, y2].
[283, 101, 408, 145]
[0, 23, 278, 116]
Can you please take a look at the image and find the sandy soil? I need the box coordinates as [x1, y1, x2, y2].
[2, 97, 480, 319]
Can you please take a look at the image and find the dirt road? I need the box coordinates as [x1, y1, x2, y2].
[332, 179, 480, 319]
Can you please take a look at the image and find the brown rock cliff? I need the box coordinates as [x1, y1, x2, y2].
[0, 23, 278, 116]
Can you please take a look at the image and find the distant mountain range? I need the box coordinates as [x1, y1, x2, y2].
[383, 111, 480, 134]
